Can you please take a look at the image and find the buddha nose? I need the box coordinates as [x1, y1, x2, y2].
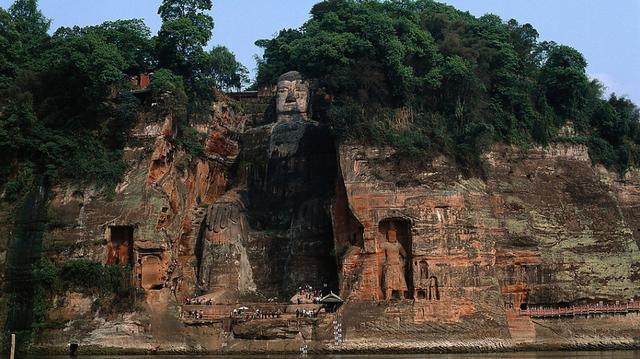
[286, 92, 296, 103]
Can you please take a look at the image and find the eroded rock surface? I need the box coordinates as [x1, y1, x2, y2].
[334, 142, 640, 341]
[3, 72, 639, 354]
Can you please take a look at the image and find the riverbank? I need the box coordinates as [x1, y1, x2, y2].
[27, 336, 640, 356]
[23, 309, 640, 356]
[320, 337, 640, 354]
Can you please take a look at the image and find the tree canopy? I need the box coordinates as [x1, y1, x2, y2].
[155, 0, 247, 108]
[156, 0, 214, 89]
[209, 45, 249, 91]
[256, 0, 639, 173]
[0, 0, 248, 200]
[0, 0, 637, 202]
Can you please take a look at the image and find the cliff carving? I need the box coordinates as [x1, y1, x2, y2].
[196, 71, 338, 302]
[5, 72, 639, 354]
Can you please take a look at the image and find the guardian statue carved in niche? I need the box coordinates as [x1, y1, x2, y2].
[428, 276, 440, 300]
[380, 222, 408, 300]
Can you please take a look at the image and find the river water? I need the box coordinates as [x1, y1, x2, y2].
[24, 352, 640, 359]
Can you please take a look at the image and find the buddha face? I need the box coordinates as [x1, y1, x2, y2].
[276, 71, 309, 116]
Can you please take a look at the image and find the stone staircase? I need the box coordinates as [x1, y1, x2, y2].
[227, 91, 273, 127]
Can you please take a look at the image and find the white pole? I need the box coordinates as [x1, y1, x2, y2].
[10, 333, 16, 359]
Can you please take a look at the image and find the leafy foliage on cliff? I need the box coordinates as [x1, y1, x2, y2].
[0, 0, 248, 199]
[256, 0, 640, 172]
[0, 2, 146, 198]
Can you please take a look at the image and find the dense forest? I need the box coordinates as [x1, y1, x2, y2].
[0, 0, 248, 200]
[256, 0, 640, 172]
[1, 0, 639, 201]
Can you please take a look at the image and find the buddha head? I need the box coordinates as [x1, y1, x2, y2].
[276, 71, 309, 119]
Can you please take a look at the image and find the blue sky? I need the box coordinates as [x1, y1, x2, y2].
[1, 0, 639, 103]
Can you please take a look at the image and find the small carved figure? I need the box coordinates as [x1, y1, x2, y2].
[420, 260, 429, 281]
[413, 259, 430, 298]
[428, 276, 440, 301]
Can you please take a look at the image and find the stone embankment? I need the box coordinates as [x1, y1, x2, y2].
[321, 337, 640, 354]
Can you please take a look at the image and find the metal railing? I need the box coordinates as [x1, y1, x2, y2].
[520, 301, 640, 318]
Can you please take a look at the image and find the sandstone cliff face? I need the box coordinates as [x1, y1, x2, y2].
[334, 142, 640, 339]
[17, 98, 242, 351]
[47, 110, 234, 295]
[3, 76, 639, 353]
[14, 74, 340, 352]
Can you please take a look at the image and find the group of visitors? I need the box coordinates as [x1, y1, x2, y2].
[296, 284, 325, 304]
[232, 308, 281, 320]
[185, 297, 213, 305]
[296, 308, 318, 318]
[183, 310, 205, 319]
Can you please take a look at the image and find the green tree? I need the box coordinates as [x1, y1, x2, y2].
[539, 44, 590, 122]
[255, 29, 303, 85]
[8, 0, 49, 34]
[149, 68, 188, 118]
[89, 19, 154, 73]
[257, 0, 442, 103]
[38, 26, 127, 128]
[0, 8, 20, 87]
[158, 0, 213, 20]
[0, 0, 50, 88]
[8, 0, 50, 65]
[0, 0, 147, 196]
[209, 45, 249, 91]
[156, 0, 214, 80]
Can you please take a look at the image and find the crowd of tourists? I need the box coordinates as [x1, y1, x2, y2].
[182, 310, 205, 319]
[296, 308, 319, 318]
[232, 308, 281, 320]
[185, 297, 213, 305]
[296, 284, 326, 304]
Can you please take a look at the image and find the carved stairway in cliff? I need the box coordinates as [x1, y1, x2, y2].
[227, 89, 274, 127]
